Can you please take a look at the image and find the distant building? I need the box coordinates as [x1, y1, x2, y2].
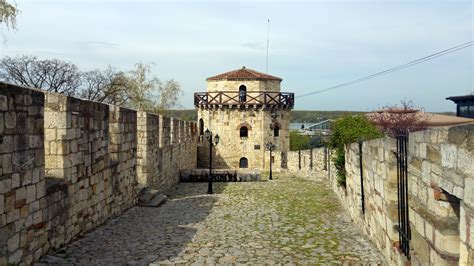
[446, 94, 474, 118]
[299, 119, 334, 136]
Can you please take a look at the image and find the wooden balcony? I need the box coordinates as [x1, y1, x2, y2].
[194, 91, 294, 109]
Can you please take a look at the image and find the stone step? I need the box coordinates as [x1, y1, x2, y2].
[135, 183, 148, 196]
[139, 189, 159, 203]
[139, 194, 167, 207]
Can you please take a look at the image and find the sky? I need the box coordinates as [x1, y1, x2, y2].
[1, 0, 472, 112]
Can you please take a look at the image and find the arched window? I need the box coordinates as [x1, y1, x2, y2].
[274, 125, 280, 137]
[239, 157, 248, 168]
[240, 126, 248, 138]
[199, 119, 204, 136]
[239, 85, 247, 102]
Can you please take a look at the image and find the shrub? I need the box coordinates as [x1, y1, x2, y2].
[289, 130, 326, 151]
[367, 100, 429, 137]
[329, 115, 382, 187]
[333, 147, 346, 186]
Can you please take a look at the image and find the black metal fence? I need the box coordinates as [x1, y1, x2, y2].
[359, 141, 365, 215]
[182, 172, 240, 182]
[396, 131, 411, 259]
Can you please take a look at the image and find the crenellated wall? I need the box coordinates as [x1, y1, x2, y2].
[0, 85, 47, 265]
[286, 124, 474, 265]
[137, 113, 198, 192]
[0, 82, 198, 264]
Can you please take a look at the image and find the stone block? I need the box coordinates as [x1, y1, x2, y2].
[426, 145, 441, 164]
[457, 148, 474, 177]
[44, 111, 67, 129]
[0, 179, 11, 194]
[4, 112, 16, 129]
[411, 229, 430, 264]
[425, 220, 434, 242]
[418, 143, 427, 158]
[459, 242, 470, 266]
[7, 233, 20, 252]
[421, 161, 431, 184]
[36, 181, 46, 199]
[17, 113, 27, 134]
[470, 219, 474, 248]
[465, 178, 474, 208]
[6, 209, 19, 223]
[8, 249, 22, 264]
[441, 144, 457, 169]
[434, 229, 460, 255]
[0, 195, 3, 215]
[15, 187, 26, 202]
[415, 212, 425, 237]
[0, 113, 3, 135]
[26, 185, 36, 204]
[2, 154, 12, 175]
[0, 94, 7, 110]
[448, 126, 468, 145]
[413, 131, 424, 143]
[460, 206, 468, 243]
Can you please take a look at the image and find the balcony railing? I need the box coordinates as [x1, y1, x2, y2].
[194, 91, 294, 108]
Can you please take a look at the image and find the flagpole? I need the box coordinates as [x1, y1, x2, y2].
[266, 19, 270, 74]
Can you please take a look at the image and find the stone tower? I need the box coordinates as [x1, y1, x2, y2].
[195, 66, 294, 171]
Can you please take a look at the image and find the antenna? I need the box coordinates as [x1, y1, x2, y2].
[266, 19, 270, 74]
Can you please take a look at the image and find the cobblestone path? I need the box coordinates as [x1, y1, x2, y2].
[41, 175, 385, 265]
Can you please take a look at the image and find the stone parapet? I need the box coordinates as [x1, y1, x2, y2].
[0, 82, 198, 264]
[285, 124, 473, 265]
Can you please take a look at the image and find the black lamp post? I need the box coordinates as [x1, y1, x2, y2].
[266, 142, 276, 180]
[205, 128, 220, 194]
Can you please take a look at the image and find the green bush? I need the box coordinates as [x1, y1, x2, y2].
[289, 131, 326, 151]
[289, 130, 311, 151]
[329, 115, 382, 187]
[333, 147, 346, 186]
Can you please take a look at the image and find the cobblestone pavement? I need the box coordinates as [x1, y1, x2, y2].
[40, 174, 385, 265]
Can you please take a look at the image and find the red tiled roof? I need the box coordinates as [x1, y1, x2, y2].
[206, 66, 282, 81]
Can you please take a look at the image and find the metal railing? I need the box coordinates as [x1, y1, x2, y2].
[194, 91, 294, 108]
[396, 131, 411, 259]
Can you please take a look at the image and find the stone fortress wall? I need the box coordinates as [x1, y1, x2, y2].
[0, 82, 198, 264]
[285, 124, 474, 265]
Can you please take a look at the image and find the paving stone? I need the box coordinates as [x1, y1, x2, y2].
[39, 174, 385, 264]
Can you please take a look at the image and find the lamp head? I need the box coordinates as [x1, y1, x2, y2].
[214, 134, 220, 145]
[205, 128, 211, 140]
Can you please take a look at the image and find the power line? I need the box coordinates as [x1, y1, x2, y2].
[295, 41, 474, 98]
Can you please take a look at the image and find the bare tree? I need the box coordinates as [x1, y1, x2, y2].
[120, 62, 183, 112]
[122, 62, 160, 110]
[156, 79, 183, 112]
[80, 67, 128, 105]
[0, 55, 183, 112]
[1, 55, 82, 95]
[367, 100, 429, 137]
[0, 0, 18, 30]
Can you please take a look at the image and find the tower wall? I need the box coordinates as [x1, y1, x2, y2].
[206, 80, 281, 92]
[197, 107, 290, 170]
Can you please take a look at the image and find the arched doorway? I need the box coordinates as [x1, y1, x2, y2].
[199, 118, 204, 136]
[239, 157, 248, 168]
[274, 125, 280, 137]
[240, 126, 248, 138]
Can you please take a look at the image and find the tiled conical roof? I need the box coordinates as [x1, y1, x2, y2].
[206, 66, 282, 81]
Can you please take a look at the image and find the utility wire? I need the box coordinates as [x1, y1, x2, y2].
[295, 41, 474, 98]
